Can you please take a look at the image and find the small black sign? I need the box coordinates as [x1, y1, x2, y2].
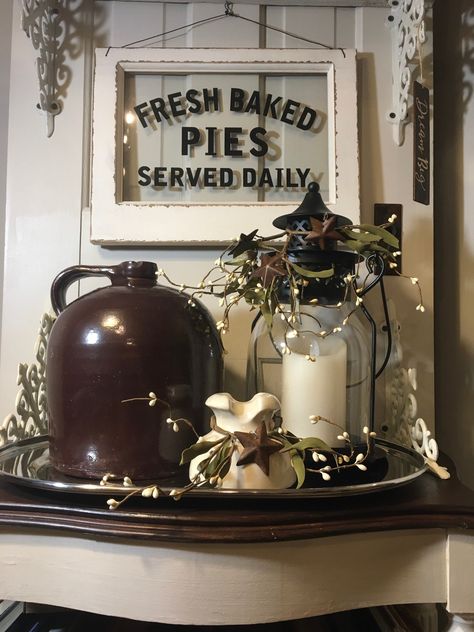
[413, 81, 430, 205]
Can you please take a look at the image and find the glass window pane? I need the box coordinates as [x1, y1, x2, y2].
[121, 72, 329, 204]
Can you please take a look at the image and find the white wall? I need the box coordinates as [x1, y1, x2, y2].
[0, 0, 13, 358]
[0, 0, 88, 402]
[434, 1, 474, 488]
[0, 2, 434, 442]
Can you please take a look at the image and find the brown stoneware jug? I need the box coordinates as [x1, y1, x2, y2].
[47, 261, 223, 480]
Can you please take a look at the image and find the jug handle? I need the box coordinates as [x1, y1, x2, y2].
[51, 265, 120, 315]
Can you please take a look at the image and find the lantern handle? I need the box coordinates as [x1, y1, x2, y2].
[375, 275, 392, 379]
[355, 253, 393, 378]
[358, 253, 385, 297]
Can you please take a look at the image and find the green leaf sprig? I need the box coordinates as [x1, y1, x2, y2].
[154, 213, 423, 349]
[102, 395, 376, 508]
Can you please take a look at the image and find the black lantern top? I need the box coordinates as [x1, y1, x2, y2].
[273, 182, 351, 232]
[273, 183, 357, 304]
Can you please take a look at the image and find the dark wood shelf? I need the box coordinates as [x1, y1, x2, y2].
[0, 453, 472, 544]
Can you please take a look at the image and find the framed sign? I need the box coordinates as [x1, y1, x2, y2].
[91, 48, 359, 245]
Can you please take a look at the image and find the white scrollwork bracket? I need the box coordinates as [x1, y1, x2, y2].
[380, 300, 449, 479]
[410, 416, 450, 479]
[386, 0, 426, 146]
[21, 0, 64, 137]
[0, 314, 55, 447]
[411, 416, 437, 460]
[403, 370, 448, 477]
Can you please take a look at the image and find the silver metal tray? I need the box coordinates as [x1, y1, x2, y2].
[0, 435, 427, 499]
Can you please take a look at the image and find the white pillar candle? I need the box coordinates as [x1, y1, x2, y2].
[281, 336, 347, 446]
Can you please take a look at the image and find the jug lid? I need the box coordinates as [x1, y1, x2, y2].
[119, 261, 157, 280]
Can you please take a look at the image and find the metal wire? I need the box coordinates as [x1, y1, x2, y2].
[106, 14, 228, 54]
[226, 9, 346, 56]
[106, 2, 346, 56]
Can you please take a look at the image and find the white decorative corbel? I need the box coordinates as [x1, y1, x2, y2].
[386, 0, 425, 146]
[0, 314, 54, 447]
[403, 374, 450, 477]
[21, 0, 63, 137]
[379, 300, 449, 479]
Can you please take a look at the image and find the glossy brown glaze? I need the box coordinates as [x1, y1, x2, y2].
[47, 261, 223, 481]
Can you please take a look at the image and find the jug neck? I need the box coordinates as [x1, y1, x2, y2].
[111, 261, 158, 287]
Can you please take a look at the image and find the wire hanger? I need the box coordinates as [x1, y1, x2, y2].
[106, 2, 345, 56]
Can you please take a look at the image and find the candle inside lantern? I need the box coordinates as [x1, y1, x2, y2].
[281, 335, 347, 446]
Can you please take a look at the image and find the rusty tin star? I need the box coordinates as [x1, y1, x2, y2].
[305, 216, 342, 250]
[234, 422, 282, 475]
[250, 253, 287, 288]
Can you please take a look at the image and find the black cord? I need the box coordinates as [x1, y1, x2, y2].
[375, 276, 393, 379]
[106, 3, 346, 57]
[228, 12, 346, 57]
[106, 14, 228, 55]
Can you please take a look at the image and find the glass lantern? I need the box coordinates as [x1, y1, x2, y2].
[246, 183, 390, 449]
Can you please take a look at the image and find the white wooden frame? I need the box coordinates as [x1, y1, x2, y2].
[91, 48, 359, 245]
